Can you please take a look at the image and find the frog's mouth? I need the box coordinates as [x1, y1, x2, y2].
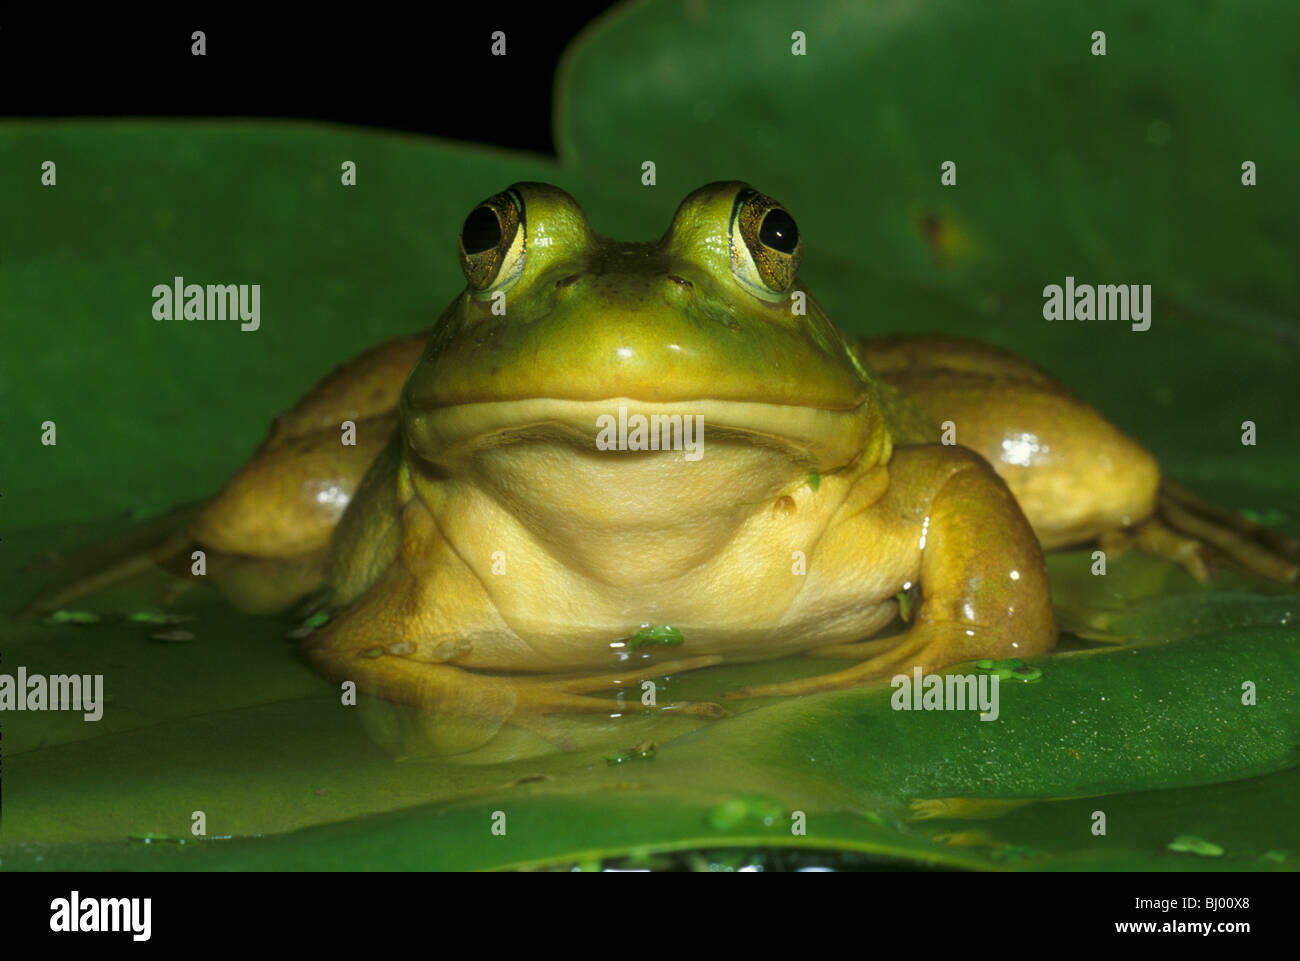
[406, 396, 876, 470]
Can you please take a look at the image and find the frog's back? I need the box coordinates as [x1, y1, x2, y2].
[188, 330, 427, 558]
[853, 333, 1160, 548]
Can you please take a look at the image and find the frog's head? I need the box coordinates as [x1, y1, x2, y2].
[403, 183, 886, 492]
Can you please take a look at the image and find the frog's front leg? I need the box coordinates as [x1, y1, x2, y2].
[726, 446, 1057, 698]
[303, 498, 725, 732]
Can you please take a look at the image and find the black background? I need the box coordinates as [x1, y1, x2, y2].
[0, 9, 619, 153]
[4, 871, 1283, 945]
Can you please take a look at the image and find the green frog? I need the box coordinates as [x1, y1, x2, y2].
[32, 182, 1299, 746]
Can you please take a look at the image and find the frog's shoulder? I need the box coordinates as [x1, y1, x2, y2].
[842, 338, 939, 445]
[855, 333, 1057, 387]
[876, 378, 941, 445]
[851, 333, 1061, 446]
[263, 329, 429, 449]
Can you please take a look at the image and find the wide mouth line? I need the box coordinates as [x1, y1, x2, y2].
[407, 396, 872, 466]
[409, 395, 867, 415]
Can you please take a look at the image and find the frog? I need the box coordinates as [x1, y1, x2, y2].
[29, 182, 1299, 750]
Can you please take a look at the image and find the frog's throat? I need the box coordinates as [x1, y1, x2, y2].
[406, 396, 880, 471]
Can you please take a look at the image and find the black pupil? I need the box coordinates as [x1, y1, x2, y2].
[759, 208, 798, 254]
[461, 206, 502, 254]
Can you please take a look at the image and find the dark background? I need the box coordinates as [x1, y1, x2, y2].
[0, 9, 619, 154]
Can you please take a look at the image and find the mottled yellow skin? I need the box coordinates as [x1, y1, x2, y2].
[179, 182, 1293, 738]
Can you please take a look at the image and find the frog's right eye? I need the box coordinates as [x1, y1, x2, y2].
[458, 190, 525, 292]
[728, 187, 801, 301]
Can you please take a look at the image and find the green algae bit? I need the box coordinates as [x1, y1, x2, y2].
[1167, 835, 1224, 857]
[128, 832, 189, 845]
[707, 795, 786, 831]
[894, 590, 914, 623]
[627, 624, 684, 651]
[285, 609, 332, 640]
[1238, 507, 1286, 527]
[807, 472, 820, 491]
[41, 613, 100, 626]
[128, 611, 195, 625]
[42, 610, 100, 625]
[974, 657, 1042, 683]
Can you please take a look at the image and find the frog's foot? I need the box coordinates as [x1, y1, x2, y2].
[522, 655, 728, 717]
[801, 635, 908, 660]
[722, 630, 932, 699]
[1117, 481, 1300, 584]
[18, 532, 194, 618]
[303, 639, 727, 719]
[1101, 517, 1208, 582]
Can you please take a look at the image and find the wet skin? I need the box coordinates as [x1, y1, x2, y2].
[139, 183, 1299, 743]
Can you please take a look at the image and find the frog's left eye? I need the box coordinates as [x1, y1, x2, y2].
[729, 188, 801, 299]
[458, 189, 526, 292]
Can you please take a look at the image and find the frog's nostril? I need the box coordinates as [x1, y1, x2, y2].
[555, 274, 582, 289]
[667, 274, 693, 289]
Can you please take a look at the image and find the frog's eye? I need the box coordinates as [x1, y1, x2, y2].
[458, 189, 526, 292]
[729, 188, 801, 299]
